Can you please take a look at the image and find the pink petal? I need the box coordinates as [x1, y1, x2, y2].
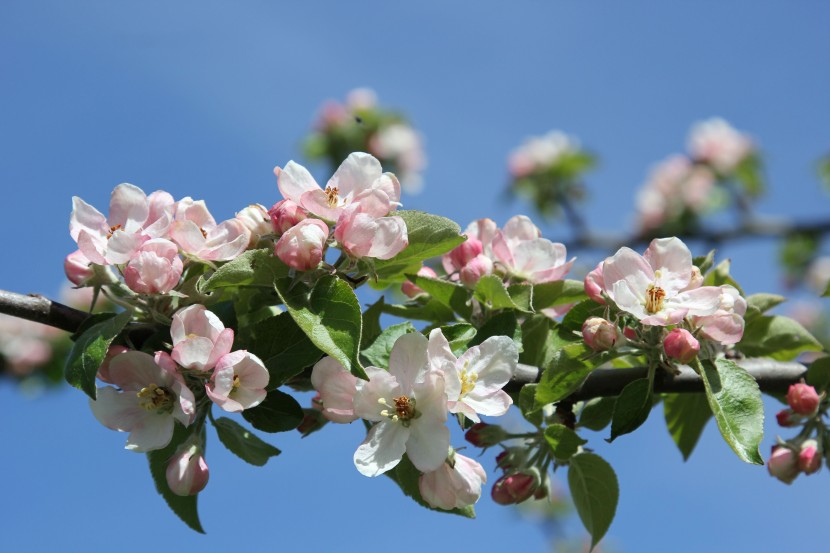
[109, 183, 149, 234]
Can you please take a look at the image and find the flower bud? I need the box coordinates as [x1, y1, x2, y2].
[447, 238, 483, 271]
[275, 219, 329, 271]
[464, 423, 508, 448]
[767, 445, 799, 484]
[495, 450, 516, 471]
[459, 254, 493, 288]
[123, 239, 183, 295]
[236, 204, 272, 247]
[584, 262, 606, 305]
[798, 439, 822, 475]
[663, 328, 700, 364]
[491, 469, 541, 505]
[296, 408, 328, 437]
[268, 199, 309, 236]
[401, 266, 437, 298]
[776, 408, 802, 428]
[166, 443, 210, 496]
[786, 382, 821, 416]
[64, 250, 94, 286]
[582, 317, 618, 352]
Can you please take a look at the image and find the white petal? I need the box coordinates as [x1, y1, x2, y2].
[354, 421, 408, 477]
[387, 332, 429, 393]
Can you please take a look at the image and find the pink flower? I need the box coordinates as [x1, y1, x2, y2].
[96, 345, 130, 384]
[351, 333, 449, 476]
[70, 183, 173, 265]
[64, 250, 95, 286]
[584, 262, 606, 304]
[427, 330, 516, 423]
[334, 203, 408, 260]
[491, 216, 573, 283]
[459, 254, 494, 288]
[786, 383, 821, 416]
[663, 328, 700, 364]
[276, 153, 400, 222]
[169, 197, 249, 262]
[166, 442, 210, 496]
[601, 237, 723, 326]
[582, 317, 619, 352]
[275, 218, 329, 271]
[89, 350, 195, 452]
[170, 305, 235, 372]
[464, 422, 508, 448]
[690, 285, 747, 345]
[687, 118, 754, 174]
[775, 409, 800, 428]
[402, 266, 437, 298]
[268, 199, 309, 235]
[206, 350, 269, 412]
[368, 123, 427, 195]
[235, 204, 272, 247]
[123, 239, 183, 295]
[310, 356, 359, 423]
[419, 453, 487, 510]
[768, 445, 799, 484]
[442, 238, 484, 276]
[508, 131, 581, 177]
[798, 440, 822, 475]
[635, 155, 715, 232]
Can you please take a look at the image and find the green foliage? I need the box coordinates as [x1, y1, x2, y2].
[577, 397, 616, 432]
[379, 297, 457, 323]
[147, 424, 204, 533]
[807, 355, 830, 392]
[609, 378, 653, 442]
[519, 384, 543, 426]
[529, 280, 588, 311]
[361, 322, 415, 368]
[469, 311, 521, 349]
[663, 393, 712, 460]
[213, 417, 281, 466]
[64, 311, 132, 399]
[545, 424, 587, 461]
[536, 344, 616, 405]
[698, 359, 764, 465]
[407, 275, 472, 320]
[702, 258, 743, 294]
[474, 275, 530, 311]
[778, 232, 820, 284]
[384, 455, 476, 518]
[737, 315, 823, 360]
[568, 452, 618, 551]
[438, 323, 477, 356]
[744, 293, 787, 320]
[241, 389, 304, 433]
[199, 249, 289, 292]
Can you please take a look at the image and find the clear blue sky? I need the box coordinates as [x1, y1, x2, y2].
[1, 2, 828, 551]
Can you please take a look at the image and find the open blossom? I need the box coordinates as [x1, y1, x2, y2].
[368, 123, 427, 195]
[70, 184, 173, 265]
[277, 152, 401, 222]
[235, 204, 272, 247]
[635, 155, 715, 232]
[269, 199, 309, 236]
[419, 452, 487, 510]
[123, 239, 183, 295]
[491, 216, 573, 283]
[169, 197, 249, 262]
[310, 356, 359, 423]
[687, 118, 754, 174]
[89, 351, 195, 452]
[334, 202, 408, 260]
[205, 350, 269, 412]
[690, 285, 746, 344]
[601, 237, 725, 326]
[427, 330, 516, 423]
[351, 332, 449, 476]
[275, 218, 329, 271]
[508, 131, 580, 178]
[170, 305, 234, 372]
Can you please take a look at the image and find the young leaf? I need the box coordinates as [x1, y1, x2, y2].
[361, 322, 415, 368]
[699, 358, 764, 465]
[737, 315, 822, 361]
[383, 454, 475, 518]
[275, 274, 366, 379]
[545, 424, 587, 460]
[609, 378, 653, 442]
[663, 393, 712, 461]
[408, 275, 473, 320]
[578, 397, 616, 432]
[199, 248, 289, 292]
[530, 279, 588, 311]
[213, 417, 281, 466]
[568, 453, 618, 551]
[241, 389, 304, 433]
[474, 275, 528, 311]
[807, 356, 830, 392]
[519, 384, 543, 427]
[147, 424, 204, 533]
[702, 258, 744, 294]
[469, 311, 521, 349]
[64, 310, 132, 399]
[379, 298, 457, 323]
[744, 293, 786, 320]
[536, 344, 615, 405]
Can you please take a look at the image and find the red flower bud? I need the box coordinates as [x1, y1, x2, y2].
[786, 383, 821, 416]
[491, 470, 540, 505]
[464, 423, 507, 448]
[798, 440, 822, 475]
[775, 409, 800, 428]
[663, 328, 700, 364]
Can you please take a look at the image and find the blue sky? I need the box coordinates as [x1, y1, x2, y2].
[1, 2, 829, 551]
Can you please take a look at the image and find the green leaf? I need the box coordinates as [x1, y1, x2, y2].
[807, 356, 830, 392]
[545, 424, 587, 460]
[663, 393, 712, 461]
[699, 358, 764, 465]
[519, 315, 557, 369]
[372, 211, 465, 282]
[213, 417, 281, 466]
[147, 424, 204, 533]
[199, 249, 289, 292]
[361, 322, 415, 368]
[578, 397, 616, 432]
[745, 293, 786, 317]
[519, 384, 543, 426]
[408, 275, 472, 321]
[559, 299, 605, 336]
[64, 310, 132, 399]
[506, 283, 533, 312]
[824, 279, 830, 298]
[531, 280, 588, 311]
[609, 378, 653, 442]
[568, 453, 618, 551]
[238, 311, 322, 389]
[536, 344, 615, 405]
[702, 258, 743, 294]
[241, 389, 304, 433]
[361, 297, 385, 348]
[469, 311, 521, 349]
[275, 274, 366, 379]
[379, 298, 457, 323]
[384, 454, 475, 518]
[474, 275, 528, 311]
[439, 323, 477, 356]
[737, 315, 822, 361]
[693, 250, 716, 274]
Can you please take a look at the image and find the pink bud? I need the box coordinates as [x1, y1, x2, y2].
[767, 445, 799, 484]
[798, 440, 822, 475]
[402, 266, 437, 298]
[584, 262, 606, 305]
[786, 383, 821, 416]
[275, 219, 329, 271]
[663, 328, 700, 364]
[123, 239, 183, 295]
[776, 409, 800, 428]
[459, 254, 493, 288]
[64, 250, 94, 286]
[491, 470, 540, 505]
[464, 422, 507, 448]
[495, 450, 516, 471]
[446, 238, 483, 271]
[582, 317, 618, 352]
[296, 408, 328, 437]
[166, 444, 210, 496]
[269, 199, 309, 235]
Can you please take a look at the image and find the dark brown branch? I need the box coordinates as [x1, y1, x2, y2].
[0, 289, 89, 333]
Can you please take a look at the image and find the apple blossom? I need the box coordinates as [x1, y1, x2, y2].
[663, 328, 700, 364]
[690, 285, 747, 345]
[170, 305, 235, 372]
[96, 345, 130, 385]
[401, 266, 437, 298]
[582, 317, 618, 352]
[491, 470, 540, 505]
[775, 409, 800, 428]
[351, 332, 449, 476]
[275, 218, 330, 271]
[206, 350, 269, 412]
[584, 262, 606, 304]
[767, 445, 799, 484]
[491, 216, 573, 283]
[442, 237, 484, 276]
[459, 254, 494, 288]
[798, 440, 822, 474]
[687, 118, 754, 174]
[419, 452, 487, 510]
[123, 239, 183, 295]
[64, 250, 95, 286]
[169, 197, 249, 262]
[89, 350, 195, 452]
[368, 123, 427, 194]
[464, 218, 498, 256]
[786, 382, 821, 416]
[310, 356, 359, 423]
[166, 442, 210, 496]
[508, 131, 581, 178]
[427, 329, 517, 423]
[334, 203, 408, 261]
[0, 315, 59, 377]
[635, 155, 715, 233]
[268, 199, 309, 235]
[276, 152, 401, 222]
[235, 204, 272, 247]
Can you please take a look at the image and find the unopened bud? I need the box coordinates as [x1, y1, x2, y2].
[269, 199, 309, 236]
[663, 328, 700, 364]
[464, 422, 507, 448]
[767, 445, 799, 484]
[459, 254, 493, 288]
[786, 382, 821, 416]
[447, 238, 484, 270]
[64, 250, 94, 286]
[775, 409, 800, 428]
[401, 266, 437, 298]
[166, 443, 210, 496]
[491, 469, 541, 505]
[582, 317, 618, 352]
[798, 439, 822, 475]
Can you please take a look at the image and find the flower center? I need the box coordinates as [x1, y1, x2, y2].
[232, 374, 241, 389]
[200, 227, 208, 239]
[460, 368, 477, 398]
[136, 383, 174, 413]
[645, 284, 666, 313]
[106, 224, 122, 239]
[325, 186, 340, 207]
[378, 395, 420, 427]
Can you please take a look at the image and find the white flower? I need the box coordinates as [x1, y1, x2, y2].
[205, 351, 269, 412]
[419, 452, 487, 510]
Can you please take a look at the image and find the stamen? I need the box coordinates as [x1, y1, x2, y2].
[645, 284, 666, 314]
[324, 186, 340, 208]
[460, 370, 478, 397]
[136, 383, 173, 412]
[106, 224, 122, 239]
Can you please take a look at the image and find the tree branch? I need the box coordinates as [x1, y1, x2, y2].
[0, 289, 89, 333]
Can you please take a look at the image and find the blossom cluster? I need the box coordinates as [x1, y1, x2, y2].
[311, 329, 518, 511]
[768, 382, 826, 484]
